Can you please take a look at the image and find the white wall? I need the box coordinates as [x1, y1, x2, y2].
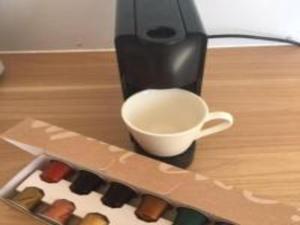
[0, 0, 299, 51]
[197, 0, 300, 47]
[0, 0, 115, 51]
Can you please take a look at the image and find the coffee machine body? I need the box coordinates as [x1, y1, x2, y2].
[115, 0, 208, 168]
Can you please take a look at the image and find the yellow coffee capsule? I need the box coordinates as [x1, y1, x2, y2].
[12, 187, 44, 210]
[79, 213, 109, 225]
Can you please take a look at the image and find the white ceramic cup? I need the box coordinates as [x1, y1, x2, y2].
[121, 89, 234, 157]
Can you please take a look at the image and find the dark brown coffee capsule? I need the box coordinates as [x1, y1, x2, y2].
[135, 195, 170, 222]
[70, 170, 105, 195]
[40, 160, 73, 183]
[12, 187, 44, 210]
[40, 199, 75, 224]
[79, 213, 109, 225]
[173, 207, 208, 225]
[101, 182, 136, 208]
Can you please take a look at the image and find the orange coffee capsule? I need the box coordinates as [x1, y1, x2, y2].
[40, 199, 75, 224]
[40, 160, 73, 183]
[12, 187, 44, 210]
[79, 213, 109, 225]
[135, 195, 170, 222]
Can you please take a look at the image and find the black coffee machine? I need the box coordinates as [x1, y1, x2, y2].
[115, 0, 208, 168]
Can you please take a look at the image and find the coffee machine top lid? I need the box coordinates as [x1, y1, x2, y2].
[115, 0, 207, 45]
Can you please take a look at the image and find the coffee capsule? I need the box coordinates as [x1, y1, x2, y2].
[40, 160, 73, 183]
[101, 182, 136, 208]
[70, 170, 105, 195]
[79, 213, 109, 225]
[12, 187, 44, 210]
[135, 195, 170, 222]
[173, 207, 208, 225]
[40, 199, 75, 224]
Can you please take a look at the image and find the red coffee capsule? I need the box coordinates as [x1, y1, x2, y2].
[40, 199, 75, 224]
[40, 160, 73, 183]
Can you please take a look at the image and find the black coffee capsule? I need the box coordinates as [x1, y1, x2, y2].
[70, 170, 105, 195]
[101, 182, 136, 208]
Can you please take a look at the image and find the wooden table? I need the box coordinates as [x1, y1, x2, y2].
[0, 46, 300, 224]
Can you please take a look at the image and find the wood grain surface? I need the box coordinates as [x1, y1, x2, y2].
[0, 46, 300, 224]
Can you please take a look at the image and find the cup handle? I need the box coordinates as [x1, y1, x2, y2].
[195, 112, 234, 139]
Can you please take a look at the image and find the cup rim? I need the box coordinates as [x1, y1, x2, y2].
[121, 88, 209, 137]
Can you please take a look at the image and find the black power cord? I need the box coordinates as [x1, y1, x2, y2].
[208, 34, 300, 47]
